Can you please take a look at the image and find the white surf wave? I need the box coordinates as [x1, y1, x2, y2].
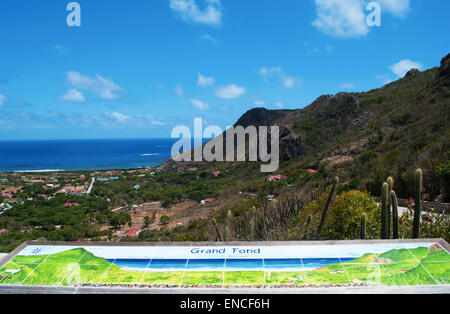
[12, 169, 64, 173]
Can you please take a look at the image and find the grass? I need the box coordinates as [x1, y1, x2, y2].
[0, 246, 449, 287]
[224, 271, 265, 285]
[265, 271, 307, 286]
[141, 271, 184, 285]
[182, 271, 224, 285]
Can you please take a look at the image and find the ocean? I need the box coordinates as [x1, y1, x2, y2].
[107, 258, 356, 271]
[0, 139, 181, 172]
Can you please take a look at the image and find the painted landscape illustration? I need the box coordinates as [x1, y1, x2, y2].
[1, 243, 449, 287]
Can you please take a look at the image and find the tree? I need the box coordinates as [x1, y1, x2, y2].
[110, 212, 131, 229]
[436, 161, 450, 201]
[144, 216, 151, 229]
[160, 215, 170, 225]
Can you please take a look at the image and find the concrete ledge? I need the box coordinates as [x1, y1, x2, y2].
[0, 284, 449, 294]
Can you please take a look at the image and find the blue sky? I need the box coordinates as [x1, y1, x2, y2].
[0, 0, 448, 140]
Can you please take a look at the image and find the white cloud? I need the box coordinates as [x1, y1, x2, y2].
[54, 44, 70, 54]
[0, 93, 6, 106]
[259, 67, 302, 89]
[253, 101, 266, 107]
[60, 89, 85, 102]
[197, 73, 215, 87]
[0, 110, 167, 130]
[199, 34, 217, 44]
[169, 0, 222, 26]
[66, 71, 122, 100]
[378, 0, 410, 17]
[312, 0, 411, 38]
[174, 84, 184, 96]
[312, 0, 369, 38]
[389, 59, 423, 78]
[190, 98, 210, 110]
[274, 102, 284, 109]
[339, 82, 356, 90]
[375, 74, 394, 85]
[215, 84, 246, 99]
[106, 112, 132, 123]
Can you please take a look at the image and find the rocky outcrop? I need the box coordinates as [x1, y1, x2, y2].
[429, 243, 444, 253]
[405, 68, 420, 77]
[372, 257, 394, 264]
[280, 138, 308, 160]
[234, 108, 288, 128]
[439, 53, 450, 79]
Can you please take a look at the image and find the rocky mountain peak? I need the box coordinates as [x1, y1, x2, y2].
[405, 68, 420, 77]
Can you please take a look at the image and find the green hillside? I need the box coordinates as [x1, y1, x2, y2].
[258, 54, 448, 200]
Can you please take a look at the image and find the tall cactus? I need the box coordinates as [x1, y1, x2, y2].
[212, 218, 223, 242]
[381, 182, 389, 239]
[386, 177, 394, 238]
[316, 177, 339, 240]
[303, 215, 313, 240]
[249, 213, 256, 241]
[224, 210, 233, 241]
[413, 169, 422, 239]
[391, 191, 399, 239]
[360, 213, 367, 240]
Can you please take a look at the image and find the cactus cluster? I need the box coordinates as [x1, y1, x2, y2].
[380, 176, 400, 239]
[379, 168, 422, 240]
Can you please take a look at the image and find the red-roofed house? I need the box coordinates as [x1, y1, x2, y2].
[1, 193, 12, 198]
[64, 202, 80, 207]
[204, 198, 216, 203]
[127, 228, 141, 237]
[306, 169, 318, 174]
[268, 175, 286, 182]
[0, 229, 6, 235]
[212, 171, 222, 176]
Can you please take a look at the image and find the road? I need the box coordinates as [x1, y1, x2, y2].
[86, 178, 95, 195]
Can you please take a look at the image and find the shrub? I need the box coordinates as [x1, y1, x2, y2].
[436, 160, 450, 200]
[160, 215, 171, 225]
[399, 208, 449, 242]
[298, 190, 380, 240]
